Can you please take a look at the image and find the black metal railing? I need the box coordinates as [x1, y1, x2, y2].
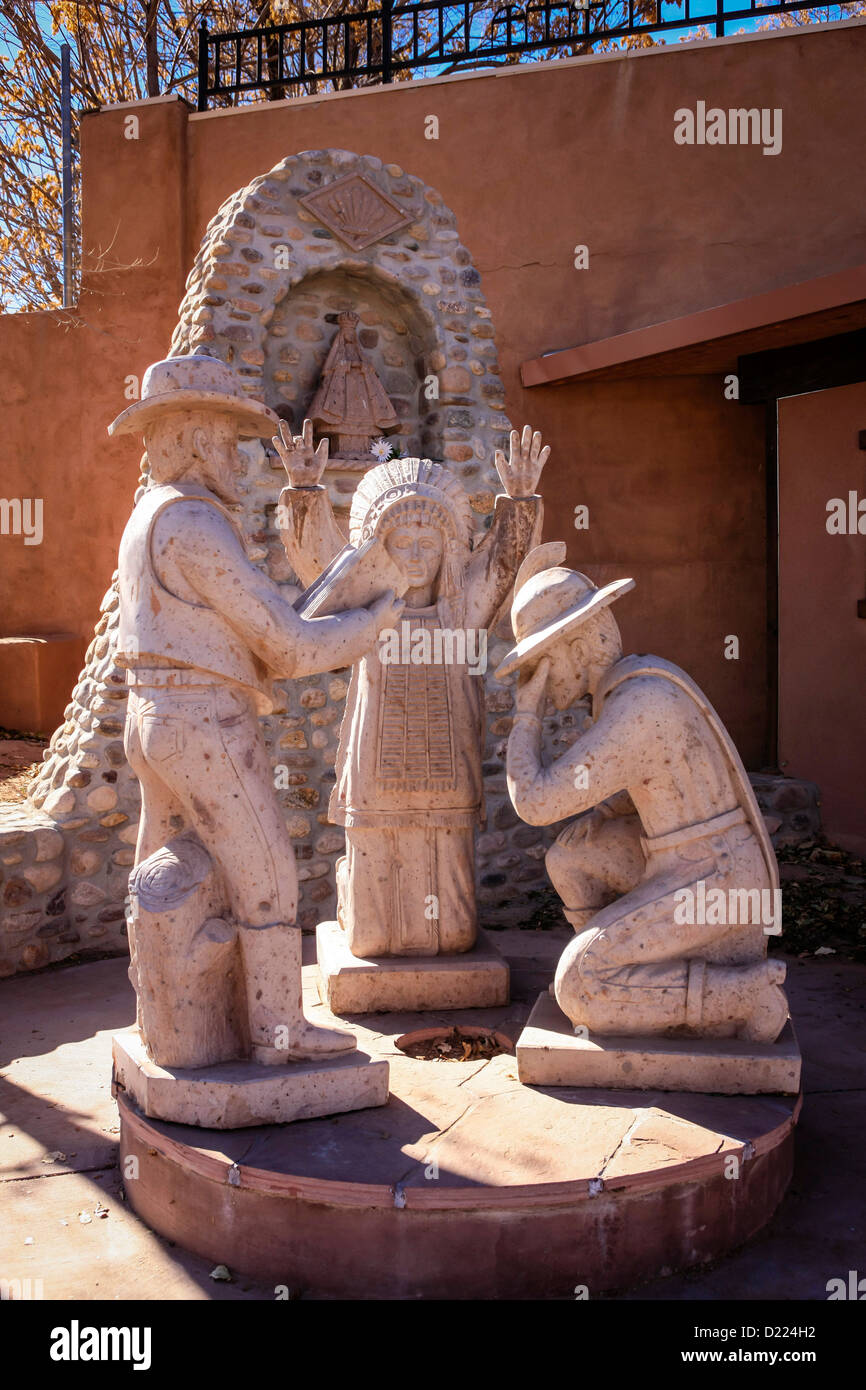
[196, 1, 839, 110]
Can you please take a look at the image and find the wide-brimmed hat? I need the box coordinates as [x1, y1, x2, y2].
[108, 355, 278, 439]
[494, 548, 634, 681]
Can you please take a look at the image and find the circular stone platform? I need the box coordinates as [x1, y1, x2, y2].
[116, 930, 800, 1299]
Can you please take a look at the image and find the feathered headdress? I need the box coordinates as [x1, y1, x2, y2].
[349, 458, 473, 609]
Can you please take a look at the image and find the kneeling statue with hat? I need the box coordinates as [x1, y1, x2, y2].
[497, 544, 789, 1046]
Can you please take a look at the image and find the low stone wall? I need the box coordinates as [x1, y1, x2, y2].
[750, 773, 823, 846]
[0, 806, 67, 972]
[0, 583, 138, 977]
[0, 793, 130, 975]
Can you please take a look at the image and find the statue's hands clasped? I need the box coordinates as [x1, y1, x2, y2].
[273, 418, 328, 489]
[495, 425, 550, 499]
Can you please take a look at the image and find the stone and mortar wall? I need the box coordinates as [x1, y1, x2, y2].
[0, 584, 137, 974]
[0, 809, 68, 971]
[751, 774, 822, 847]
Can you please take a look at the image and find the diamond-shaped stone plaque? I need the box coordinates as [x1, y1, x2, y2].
[299, 172, 413, 251]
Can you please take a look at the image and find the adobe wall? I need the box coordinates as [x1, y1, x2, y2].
[183, 24, 866, 358]
[778, 383, 866, 856]
[1, 97, 189, 648]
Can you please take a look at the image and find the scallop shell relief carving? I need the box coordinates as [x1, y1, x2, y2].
[299, 172, 413, 251]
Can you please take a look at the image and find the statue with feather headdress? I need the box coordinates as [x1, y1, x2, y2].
[274, 421, 549, 959]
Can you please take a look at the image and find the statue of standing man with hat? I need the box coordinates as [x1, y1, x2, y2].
[109, 355, 401, 1123]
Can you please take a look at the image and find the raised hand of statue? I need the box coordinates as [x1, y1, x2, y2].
[494, 425, 550, 499]
[515, 655, 550, 719]
[273, 418, 328, 489]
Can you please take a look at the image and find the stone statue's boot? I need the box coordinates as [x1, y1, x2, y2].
[557, 947, 788, 1040]
[738, 959, 789, 1043]
[697, 958, 788, 1043]
[240, 923, 356, 1065]
[549, 908, 597, 994]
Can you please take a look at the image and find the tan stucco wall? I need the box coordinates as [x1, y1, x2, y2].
[2, 21, 865, 767]
[0, 97, 188, 646]
[778, 382, 866, 854]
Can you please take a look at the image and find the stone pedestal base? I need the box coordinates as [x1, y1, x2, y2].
[112, 1027, 389, 1129]
[316, 921, 510, 1014]
[516, 992, 802, 1095]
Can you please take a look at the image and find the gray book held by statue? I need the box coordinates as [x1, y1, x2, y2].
[294, 536, 407, 618]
